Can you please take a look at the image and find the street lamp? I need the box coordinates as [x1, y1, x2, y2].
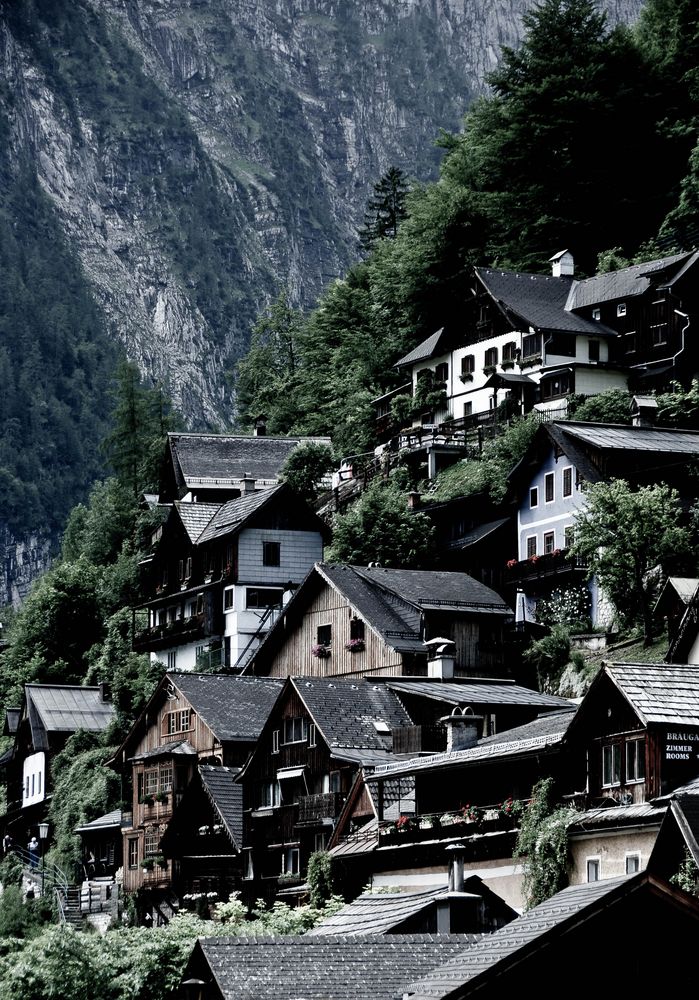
[38, 822, 49, 898]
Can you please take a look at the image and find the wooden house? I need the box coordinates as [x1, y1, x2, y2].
[245, 563, 515, 680]
[236, 676, 415, 903]
[0, 684, 115, 850]
[647, 775, 699, 885]
[657, 577, 699, 664]
[405, 872, 699, 999]
[133, 483, 329, 672]
[108, 671, 282, 923]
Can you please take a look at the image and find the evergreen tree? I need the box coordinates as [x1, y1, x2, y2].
[359, 166, 411, 251]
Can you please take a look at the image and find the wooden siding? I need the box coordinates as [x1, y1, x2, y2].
[266, 582, 405, 678]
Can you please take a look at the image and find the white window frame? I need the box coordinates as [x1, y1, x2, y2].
[261, 781, 281, 809]
[617, 302, 627, 317]
[281, 846, 300, 876]
[308, 723, 317, 748]
[272, 729, 280, 754]
[625, 853, 641, 875]
[586, 856, 601, 882]
[526, 535, 537, 559]
[530, 487, 539, 509]
[602, 743, 621, 787]
[543, 531, 555, 554]
[562, 466, 573, 498]
[592, 308, 601, 321]
[223, 587, 234, 611]
[625, 738, 645, 783]
[544, 472, 555, 504]
[282, 717, 308, 745]
[243, 848, 254, 880]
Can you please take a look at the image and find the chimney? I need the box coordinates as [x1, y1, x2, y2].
[253, 415, 267, 437]
[426, 638, 456, 679]
[439, 706, 482, 752]
[446, 845, 465, 893]
[549, 249, 574, 278]
[631, 395, 658, 428]
[241, 473, 256, 495]
[99, 681, 111, 703]
[407, 491, 421, 510]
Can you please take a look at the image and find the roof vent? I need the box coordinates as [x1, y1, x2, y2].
[631, 395, 658, 428]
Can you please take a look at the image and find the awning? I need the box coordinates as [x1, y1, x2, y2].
[277, 766, 307, 780]
[483, 372, 535, 389]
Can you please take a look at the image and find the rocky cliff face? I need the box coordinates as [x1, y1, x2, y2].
[0, 0, 642, 427]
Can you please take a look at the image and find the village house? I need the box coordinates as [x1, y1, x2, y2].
[244, 563, 515, 680]
[108, 671, 282, 923]
[133, 483, 329, 672]
[377, 250, 699, 481]
[0, 684, 115, 851]
[647, 774, 699, 885]
[504, 415, 699, 628]
[657, 576, 699, 663]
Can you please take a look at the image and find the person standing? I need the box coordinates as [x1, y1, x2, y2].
[28, 835, 39, 869]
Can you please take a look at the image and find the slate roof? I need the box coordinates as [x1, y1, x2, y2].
[75, 809, 122, 833]
[605, 663, 699, 726]
[168, 432, 332, 488]
[386, 680, 574, 713]
[199, 765, 243, 848]
[308, 888, 456, 937]
[293, 678, 413, 753]
[478, 710, 576, 744]
[131, 739, 198, 763]
[175, 501, 220, 543]
[406, 876, 636, 999]
[656, 577, 699, 611]
[189, 935, 470, 1000]
[171, 674, 284, 742]
[561, 422, 699, 457]
[565, 252, 694, 309]
[568, 802, 666, 834]
[394, 328, 451, 368]
[25, 685, 115, 750]
[197, 485, 284, 544]
[476, 268, 613, 336]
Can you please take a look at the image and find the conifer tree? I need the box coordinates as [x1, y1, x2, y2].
[359, 166, 410, 251]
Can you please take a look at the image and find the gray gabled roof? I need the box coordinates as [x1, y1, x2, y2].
[292, 678, 413, 752]
[406, 876, 641, 999]
[170, 674, 284, 742]
[197, 485, 284, 544]
[199, 765, 243, 849]
[605, 663, 699, 726]
[168, 432, 332, 489]
[175, 501, 221, 543]
[394, 328, 451, 368]
[561, 422, 699, 457]
[189, 935, 470, 1000]
[25, 685, 115, 749]
[307, 888, 459, 937]
[565, 252, 695, 310]
[568, 802, 666, 834]
[386, 680, 574, 713]
[75, 809, 122, 834]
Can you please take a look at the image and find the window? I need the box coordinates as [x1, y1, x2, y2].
[196, 593, 204, 614]
[544, 531, 555, 554]
[626, 738, 645, 782]
[272, 730, 280, 754]
[246, 588, 284, 609]
[224, 588, 234, 611]
[350, 618, 365, 642]
[317, 624, 332, 647]
[167, 651, 177, 671]
[625, 332, 637, 354]
[435, 362, 449, 382]
[263, 541, 281, 567]
[243, 848, 254, 880]
[145, 770, 159, 795]
[586, 858, 600, 882]
[460, 355, 475, 377]
[592, 308, 601, 321]
[562, 467, 573, 498]
[526, 536, 537, 559]
[159, 764, 173, 793]
[314, 832, 328, 852]
[166, 709, 191, 735]
[281, 846, 300, 876]
[308, 723, 317, 748]
[185, 556, 192, 579]
[530, 487, 539, 509]
[282, 717, 308, 744]
[128, 839, 139, 870]
[178, 559, 184, 582]
[545, 472, 555, 503]
[484, 347, 498, 368]
[617, 302, 627, 317]
[330, 770, 342, 793]
[602, 744, 621, 787]
[503, 341, 517, 361]
[144, 831, 159, 856]
[522, 332, 542, 358]
[260, 781, 281, 809]
[564, 525, 574, 549]
[540, 372, 572, 400]
[167, 606, 177, 623]
[588, 340, 600, 362]
[162, 568, 168, 588]
[626, 854, 641, 875]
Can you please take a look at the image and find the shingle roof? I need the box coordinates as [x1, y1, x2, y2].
[171, 674, 284, 742]
[605, 663, 699, 725]
[394, 328, 452, 368]
[307, 888, 455, 937]
[386, 680, 574, 713]
[293, 678, 413, 752]
[199, 765, 243, 849]
[406, 877, 634, 999]
[197, 486, 284, 544]
[353, 566, 512, 613]
[75, 809, 122, 833]
[131, 739, 198, 762]
[476, 268, 613, 336]
[169, 432, 332, 488]
[4, 708, 20, 735]
[175, 502, 220, 543]
[561, 422, 699, 457]
[568, 802, 666, 834]
[191, 935, 470, 1000]
[565, 252, 694, 310]
[479, 710, 576, 744]
[26, 685, 115, 744]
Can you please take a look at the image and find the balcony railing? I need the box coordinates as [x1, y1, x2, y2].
[505, 549, 588, 584]
[377, 803, 527, 846]
[296, 792, 343, 826]
[133, 613, 207, 652]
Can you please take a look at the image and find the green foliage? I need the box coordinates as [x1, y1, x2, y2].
[306, 851, 338, 908]
[359, 166, 411, 251]
[514, 778, 577, 909]
[572, 479, 694, 644]
[0, 852, 24, 889]
[567, 390, 632, 424]
[656, 380, 699, 429]
[523, 625, 573, 694]
[671, 848, 699, 896]
[280, 444, 335, 504]
[326, 478, 435, 568]
[535, 586, 592, 631]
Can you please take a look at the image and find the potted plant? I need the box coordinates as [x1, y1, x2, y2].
[154, 855, 167, 868]
[506, 558, 518, 569]
[395, 814, 414, 833]
[345, 638, 365, 652]
[138, 793, 155, 807]
[154, 790, 169, 804]
[499, 797, 524, 822]
[140, 857, 155, 871]
[460, 803, 480, 823]
[312, 643, 331, 659]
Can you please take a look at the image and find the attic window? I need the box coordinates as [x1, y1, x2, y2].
[592, 308, 601, 321]
[166, 709, 191, 735]
[617, 302, 627, 317]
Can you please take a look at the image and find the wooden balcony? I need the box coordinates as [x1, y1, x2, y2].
[132, 613, 207, 653]
[296, 792, 343, 826]
[505, 549, 588, 585]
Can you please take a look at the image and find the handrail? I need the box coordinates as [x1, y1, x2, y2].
[235, 604, 278, 674]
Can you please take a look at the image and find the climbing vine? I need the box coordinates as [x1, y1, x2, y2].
[514, 777, 579, 909]
[671, 849, 699, 896]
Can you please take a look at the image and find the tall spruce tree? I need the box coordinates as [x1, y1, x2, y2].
[359, 167, 411, 251]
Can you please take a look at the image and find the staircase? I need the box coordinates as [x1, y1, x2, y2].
[62, 886, 83, 929]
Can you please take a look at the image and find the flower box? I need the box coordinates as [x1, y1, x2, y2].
[312, 644, 331, 659]
[345, 639, 365, 652]
[483, 364, 496, 375]
[154, 791, 169, 804]
[138, 794, 155, 807]
[459, 373, 474, 383]
[501, 360, 515, 370]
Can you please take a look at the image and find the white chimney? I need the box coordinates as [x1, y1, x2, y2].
[426, 638, 456, 679]
[631, 395, 658, 427]
[549, 250, 575, 278]
[241, 473, 256, 494]
[440, 706, 482, 751]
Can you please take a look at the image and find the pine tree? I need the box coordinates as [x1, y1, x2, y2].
[359, 166, 411, 251]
